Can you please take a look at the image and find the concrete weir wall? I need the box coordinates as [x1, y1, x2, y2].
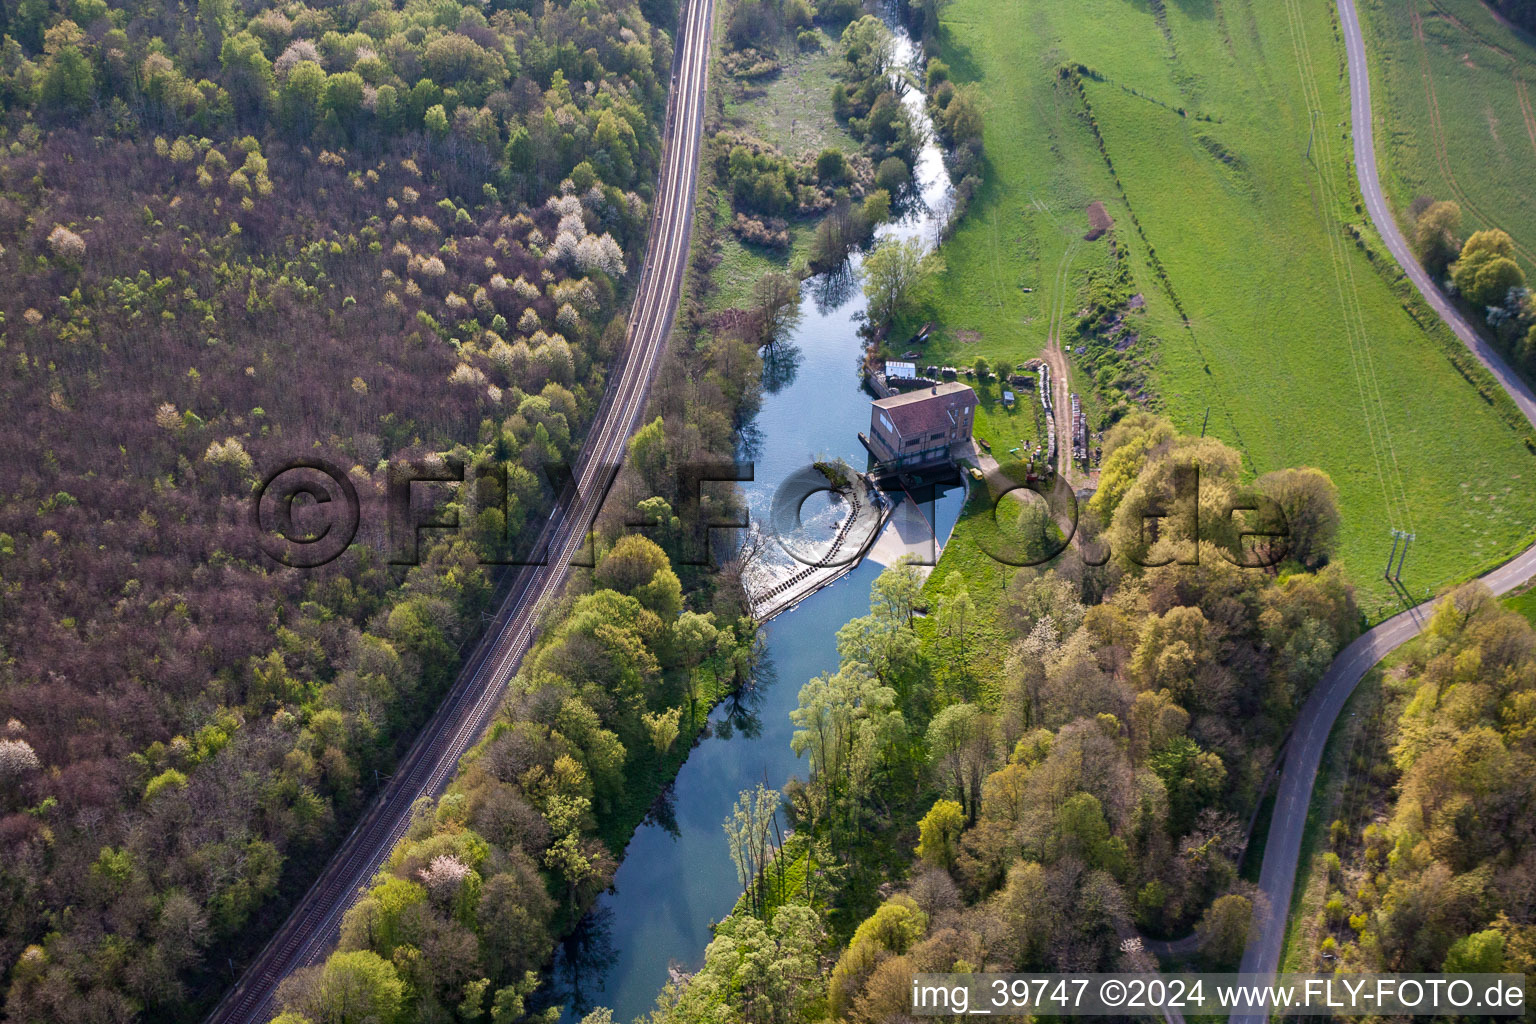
[748, 474, 895, 622]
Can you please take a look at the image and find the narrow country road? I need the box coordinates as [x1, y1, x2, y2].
[201, 1, 715, 1020]
[1232, 1, 1536, 1016]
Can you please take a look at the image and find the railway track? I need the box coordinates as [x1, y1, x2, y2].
[201, 0, 715, 1019]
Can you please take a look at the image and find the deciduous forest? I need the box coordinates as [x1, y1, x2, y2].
[0, 0, 762, 1019]
[1291, 585, 1536, 983]
[648, 416, 1365, 1024]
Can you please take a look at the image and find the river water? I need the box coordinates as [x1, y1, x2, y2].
[553, 12, 958, 1021]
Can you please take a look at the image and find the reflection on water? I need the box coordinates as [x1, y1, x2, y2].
[550, 907, 619, 1021]
[553, 7, 958, 1022]
[811, 262, 859, 313]
[760, 340, 802, 395]
[711, 656, 769, 743]
[644, 780, 680, 839]
[736, 417, 764, 464]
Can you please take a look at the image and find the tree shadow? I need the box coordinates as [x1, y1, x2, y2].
[1386, 575, 1430, 624]
[931, 21, 982, 91]
[1165, 0, 1216, 20]
[1112, 0, 1215, 21]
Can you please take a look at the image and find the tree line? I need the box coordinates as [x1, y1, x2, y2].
[1411, 200, 1535, 373]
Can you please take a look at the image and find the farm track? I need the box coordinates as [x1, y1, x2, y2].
[1231, 1, 1536, 1014]
[1515, 76, 1536, 157]
[199, 0, 716, 1020]
[1410, 4, 1536, 266]
[1042, 236, 1081, 482]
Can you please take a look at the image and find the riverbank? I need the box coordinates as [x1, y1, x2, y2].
[552, 4, 962, 1019]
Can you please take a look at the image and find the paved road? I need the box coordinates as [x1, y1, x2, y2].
[1232, 1, 1536, 1017]
[202, 1, 715, 1020]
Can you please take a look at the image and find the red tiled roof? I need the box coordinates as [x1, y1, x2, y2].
[873, 382, 976, 437]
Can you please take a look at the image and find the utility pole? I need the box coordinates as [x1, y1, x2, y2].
[1200, 406, 1210, 437]
[1394, 533, 1414, 581]
[1306, 109, 1320, 161]
[1385, 529, 1402, 579]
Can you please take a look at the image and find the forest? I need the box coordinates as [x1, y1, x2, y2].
[1289, 585, 1536, 990]
[264, 159, 776, 1020]
[644, 415, 1364, 1023]
[0, 0, 734, 1018]
[270, 526, 759, 1024]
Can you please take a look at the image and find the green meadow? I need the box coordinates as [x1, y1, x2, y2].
[1360, 0, 1536, 274]
[914, 0, 1536, 620]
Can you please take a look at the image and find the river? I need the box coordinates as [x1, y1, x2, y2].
[553, 11, 958, 1021]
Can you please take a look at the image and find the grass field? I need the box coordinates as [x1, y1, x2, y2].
[723, 36, 860, 160]
[1361, 0, 1536, 274]
[912, 0, 1536, 620]
[1503, 582, 1536, 624]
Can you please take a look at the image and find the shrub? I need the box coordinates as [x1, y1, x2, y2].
[731, 213, 790, 249]
[816, 147, 850, 184]
[818, 0, 861, 23]
[862, 188, 891, 225]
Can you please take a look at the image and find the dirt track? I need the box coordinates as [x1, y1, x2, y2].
[1042, 238, 1081, 485]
